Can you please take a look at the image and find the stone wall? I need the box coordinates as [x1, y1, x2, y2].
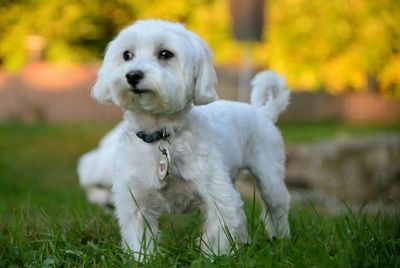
[0, 63, 120, 122]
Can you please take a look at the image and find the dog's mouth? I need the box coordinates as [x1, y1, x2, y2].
[131, 88, 151, 94]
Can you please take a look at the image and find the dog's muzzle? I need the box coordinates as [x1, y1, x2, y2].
[126, 70, 150, 94]
[126, 70, 144, 86]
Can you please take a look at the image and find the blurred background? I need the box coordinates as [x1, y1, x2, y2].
[0, 0, 399, 214]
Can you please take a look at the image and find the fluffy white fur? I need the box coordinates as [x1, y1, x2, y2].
[77, 122, 125, 208]
[91, 19, 290, 261]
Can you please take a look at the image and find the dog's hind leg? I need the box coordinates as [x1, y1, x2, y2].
[188, 166, 248, 256]
[198, 179, 248, 256]
[248, 148, 290, 238]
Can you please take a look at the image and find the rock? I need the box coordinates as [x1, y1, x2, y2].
[285, 133, 400, 213]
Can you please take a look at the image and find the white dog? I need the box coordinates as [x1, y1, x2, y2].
[91, 19, 290, 260]
[77, 122, 125, 209]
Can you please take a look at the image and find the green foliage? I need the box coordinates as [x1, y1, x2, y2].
[1, 0, 399, 95]
[0, 0, 139, 70]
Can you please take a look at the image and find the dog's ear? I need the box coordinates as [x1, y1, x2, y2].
[191, 35, 218, 105]
[91, 41, 114, 104]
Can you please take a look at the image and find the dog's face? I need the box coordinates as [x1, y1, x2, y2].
[92, 20, 218, 114]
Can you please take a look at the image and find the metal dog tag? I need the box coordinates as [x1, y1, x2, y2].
[158, 148, 170, 180]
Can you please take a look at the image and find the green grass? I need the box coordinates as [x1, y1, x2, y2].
[278, 121, 400, 143]
[0, 121, 399, 267]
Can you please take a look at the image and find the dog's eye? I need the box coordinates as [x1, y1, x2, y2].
[158, 50, 174, 60]
[123, 50, 134, 61]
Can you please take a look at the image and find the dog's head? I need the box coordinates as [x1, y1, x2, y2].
[92, 20, 218, 114]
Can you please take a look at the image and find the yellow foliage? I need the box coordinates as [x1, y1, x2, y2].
[0, 0, 399, 95]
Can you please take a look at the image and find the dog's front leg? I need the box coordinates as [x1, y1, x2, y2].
[113, 183, 160, 262]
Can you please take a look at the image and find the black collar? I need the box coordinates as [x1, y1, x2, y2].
[136, 128, 170, 143]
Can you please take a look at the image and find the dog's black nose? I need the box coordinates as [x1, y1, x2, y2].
[126, 70, 144, 87]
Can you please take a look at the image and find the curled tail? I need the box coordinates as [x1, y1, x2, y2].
[250, 71, 290, 123]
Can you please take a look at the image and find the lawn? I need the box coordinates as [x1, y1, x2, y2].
[0, 121, 399, 267]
